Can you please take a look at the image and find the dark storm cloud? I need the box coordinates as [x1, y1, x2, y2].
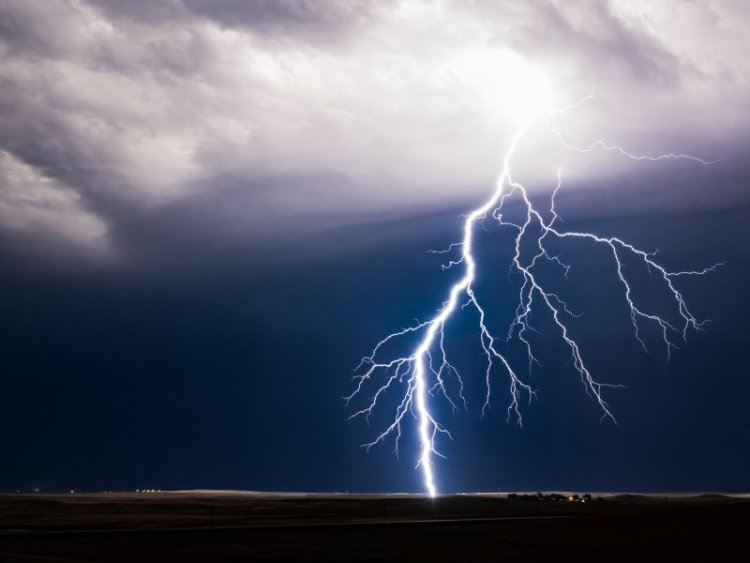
[501, 1, 682, 85]
[0, 0, 748, 264]
[181, 0, 378, 37]
[89, 0, 379, 42]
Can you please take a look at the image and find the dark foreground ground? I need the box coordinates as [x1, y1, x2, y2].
[0, 492, 747, 562]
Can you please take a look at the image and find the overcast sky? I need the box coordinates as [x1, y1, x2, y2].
[1, 0, 749, 264]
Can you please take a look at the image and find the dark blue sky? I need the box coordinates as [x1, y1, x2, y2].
[1, 190, 747, 494]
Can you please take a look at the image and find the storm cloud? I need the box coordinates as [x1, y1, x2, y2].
[0, 0, 748, 263]
[2, 1, 750, 497]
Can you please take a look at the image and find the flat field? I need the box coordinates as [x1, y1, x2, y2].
[0, 492, 747, 561]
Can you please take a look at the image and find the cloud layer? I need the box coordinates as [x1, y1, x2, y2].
[0, 0, 748, 261]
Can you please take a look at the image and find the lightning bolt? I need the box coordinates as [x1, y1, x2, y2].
[346, 96, 719, 498]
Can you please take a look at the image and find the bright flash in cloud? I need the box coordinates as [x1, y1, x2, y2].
[446, 49, 555, 120]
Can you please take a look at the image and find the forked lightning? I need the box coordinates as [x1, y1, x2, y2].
[346, 96, 719, 497]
